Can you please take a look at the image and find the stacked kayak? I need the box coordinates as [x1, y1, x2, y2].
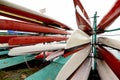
[0, 0, 120, 80]
[0, 0, 72, 80]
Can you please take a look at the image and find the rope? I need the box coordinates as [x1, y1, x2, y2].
[104, 28, 120, 32]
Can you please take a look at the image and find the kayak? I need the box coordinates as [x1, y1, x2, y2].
[97, 0, 120, 31]
[56, 45, 91, 80]
[65, 29, 90, 49]
[0, 19, 69, 35]
[0, 54, 35, 69]
[63, 29, 90, 57]
[98, 37, 120, 50]
[73, 0, 92, 35]
[8, 43, 66, 56]
[25, 56, 71, 80]
[0, 0, 72, 30]
[0, 35, 18, 43]
[8, 36, 68, 45]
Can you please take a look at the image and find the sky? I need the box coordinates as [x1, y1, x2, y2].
[1, 0, 119, 29]
[1, 0, 120, 37]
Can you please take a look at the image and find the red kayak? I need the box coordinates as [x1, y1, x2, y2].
[0, 0, 72, 30]
[8, 36, 68, 45]
[73, 0, 92, 35]
[0, 19, 69, 35]
[0, 35, 18, 43]
[97, 0, 120, 31]
[97, 46, 120, 79]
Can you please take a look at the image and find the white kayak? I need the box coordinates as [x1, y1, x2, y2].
[56, 45, 91, 80]
[8, 43, 66, 56]
[65, 29, 90, 49]
[69, 58, 92, 80]
[97, 59, 119, 80]
[98, 37, 120, 50]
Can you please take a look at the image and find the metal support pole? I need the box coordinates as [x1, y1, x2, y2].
[92, 12, 97, 70]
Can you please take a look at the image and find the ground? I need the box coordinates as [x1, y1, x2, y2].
[0, 60, 50, 80]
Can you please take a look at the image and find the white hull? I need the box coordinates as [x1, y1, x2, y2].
[56, 45, 91, 80]
[66, 29, 90, 49]
[70, 58, 92, 80]
[97, 59, 119, 80]
[0, 43, 9, 47]
[98, 37, 120, 50]
[8, 43, 66, 56]
[45, 50, 64, 61]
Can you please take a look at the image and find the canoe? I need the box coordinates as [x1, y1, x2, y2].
[73, 0, 92, 35]
[8, 36, 68, 45]
[75, 13, 92, 35]
[8, 43, 66, 56]
[98, 37, 120, 50]
[56, 45, 91, 80]
[73, 0, 91, 23]
[0, 0, 72, 30]
[0, 35, 18, 43]
[0, 54, 35, 69]
[25, 56, 71, 80]
[0, 19, 69, 35]
[97, 59, 119, 80]
[0, 50, 9, 56]
[63, 29, 90, 57]
[97, 0, 120, 31]
[65, 29, 90, 49]
[97, 46, 120, 79]
[68, 58, 92, 80]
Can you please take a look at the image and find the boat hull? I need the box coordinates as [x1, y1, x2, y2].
[8, 36, 68, 45]
[97, 59, 119, 80]
[8, 43, 66, 56]
[98, 37, 120, 50]
[0, 19, 69, 35]
[56, 45, 91, 80]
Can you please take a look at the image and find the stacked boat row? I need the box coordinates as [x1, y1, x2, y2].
[55, 0, 120, 80]
[0, 0, 120, 80]
[0, 1, 72, 78]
